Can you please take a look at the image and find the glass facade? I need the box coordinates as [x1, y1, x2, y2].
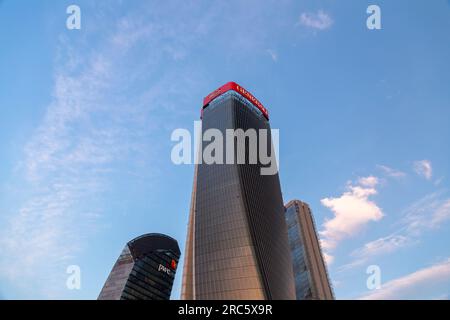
[98, 233, 180, 300]
[285, 201, 334, 300]
[286, 205, 314, 299]
[181, 86, 295, 300]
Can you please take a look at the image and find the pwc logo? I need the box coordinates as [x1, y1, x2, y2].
[158, 264, 172, 275]
[158, 260, 177, 275]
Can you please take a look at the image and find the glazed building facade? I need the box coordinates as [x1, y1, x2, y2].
[285, 200, 334, 300]
[181, 82, 295, 300]
[98, 233, 180, 300]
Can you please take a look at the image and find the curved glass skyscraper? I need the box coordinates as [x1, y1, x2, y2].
[181, 82, 295, 300]
[98, 233, 180, 300]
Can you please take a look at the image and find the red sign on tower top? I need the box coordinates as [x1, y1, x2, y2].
[202, 82, 269, 120]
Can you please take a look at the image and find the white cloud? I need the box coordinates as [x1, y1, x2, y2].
[377, 165, 406, 178]
[413, 160, 433, 180]
[360, 258, 450, 300]
[320, 176, 384, 262]
[323, 252, 335, 266]
[298, 10, 333, 30]
[358, 176, 379, 188]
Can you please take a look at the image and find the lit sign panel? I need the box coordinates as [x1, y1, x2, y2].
[202, 82, 269, 120]
[170, 259, 177, 270]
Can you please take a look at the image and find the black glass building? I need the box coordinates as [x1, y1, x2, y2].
[98, 233, 180, 300]
[285, 200, 334, 300]
[181, 82, 295, 300]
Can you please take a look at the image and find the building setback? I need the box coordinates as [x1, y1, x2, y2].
[98, 233, 180, 300]
[181, 82, 295, 300]
[285, 200, 334, 300]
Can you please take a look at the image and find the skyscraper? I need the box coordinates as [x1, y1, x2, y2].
[285, 200, 334, 300]
[98, 233, 180, 300]
[181, 82, 295, 300]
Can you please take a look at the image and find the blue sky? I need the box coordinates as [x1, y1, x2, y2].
[0, 0, 449, 299]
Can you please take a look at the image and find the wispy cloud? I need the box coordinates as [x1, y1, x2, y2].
[339, 234, 415, 272]
[340, 191, 450, 272]
[355, 235, 411, 260]
[434, 176, 444, 186]
[320, 176, 384, 263]
[0, 4, 207, 298]
[298, 10, 333, 31]
[402, 191, 450, 234]
[359, 258, 450, 300]
[377, 165, 406, 178]
[266, 49, 278, 62]
[413, 160, 433, 180]
[0, 47, 117, 296]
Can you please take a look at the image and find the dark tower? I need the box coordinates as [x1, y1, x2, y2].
[181, 82, 295, 300]
[98, 233, 180, 300]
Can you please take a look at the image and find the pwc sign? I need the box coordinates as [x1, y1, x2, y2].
[202, 82, 269, 120]
[158, 259, 177, 275]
